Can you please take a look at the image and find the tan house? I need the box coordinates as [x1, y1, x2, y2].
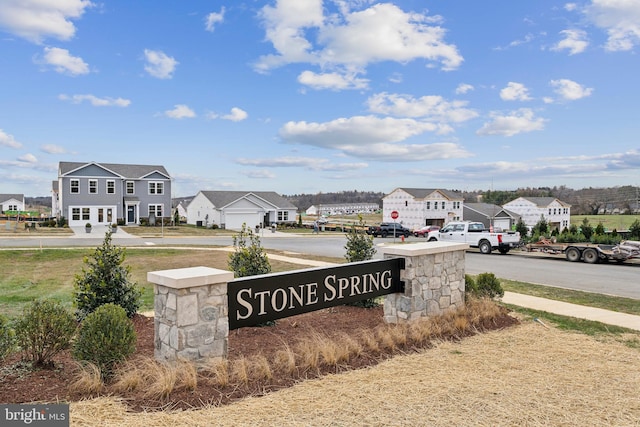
[502, 197, 571, 231]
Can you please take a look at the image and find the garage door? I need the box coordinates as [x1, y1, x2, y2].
[493, 219, 511, 232]
[224, 213, 254, 230]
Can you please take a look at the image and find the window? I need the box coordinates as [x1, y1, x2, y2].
[278, 211, 289, 221]
[405, 201, 408, 207]
[149, 181, 164, 195]
[126, 181, 135, 195]
[149, 204, 163, 218]
[8, 204, 17, 211]
[441, 202, 445, 209]
[72, 208, 80, 221]
[70, 179, 79, 194]
[89, 180, 97, 194]
[434, 202, 438, 210]
[426, 202, 430, 209]
[82, 208, 90, 221]
[453, 201, 461, 209]
[107, 180, 115, 194]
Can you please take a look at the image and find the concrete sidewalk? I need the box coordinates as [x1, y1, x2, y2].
[502, 291, 640, 331]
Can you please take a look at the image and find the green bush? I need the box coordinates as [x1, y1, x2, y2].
[556, 232, 586, 243]
[228, 223, 271, 278]
[465, 274, 478, 295]
[345, 215, 378, 308]
[73, 303, 136, 378]
[470, 273, 504, 299]
[73, 231, 141, 320]
[14, 299, 76, 367]
[0, 315, 16, 361]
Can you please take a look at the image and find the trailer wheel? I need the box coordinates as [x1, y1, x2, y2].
[583, 248, 599, 264]
[565, 247, 581, 262]
[479, 240, 492, 254]
[498, 247, 509, 254]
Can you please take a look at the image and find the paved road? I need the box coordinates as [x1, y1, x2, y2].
[1, 232, 638, 299]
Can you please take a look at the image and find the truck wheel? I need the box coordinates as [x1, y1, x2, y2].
[583, 248, 599, 264]
[381, 231, 388, 238]
[498, 247, 509, 255]
[565, 247, 581, 262]
[479, 240, 492, 254]
[428, 237, 437, 242]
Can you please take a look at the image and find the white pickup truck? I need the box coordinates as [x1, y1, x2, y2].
[426, 221, 521, 254]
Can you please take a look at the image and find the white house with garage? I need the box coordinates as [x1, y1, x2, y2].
[0, 194, 25, 213]
[382, 188, 464, 231]
[502, 197, 571, 231]
[186, 191, 298, 230]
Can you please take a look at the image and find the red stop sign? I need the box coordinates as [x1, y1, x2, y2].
[391, 210, 399, 219]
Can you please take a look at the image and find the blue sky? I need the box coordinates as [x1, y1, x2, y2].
[1, 0, 639, 198]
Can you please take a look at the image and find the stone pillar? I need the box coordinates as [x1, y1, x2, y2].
[380, 242, 469, 323]
[147, 266, 234, 363]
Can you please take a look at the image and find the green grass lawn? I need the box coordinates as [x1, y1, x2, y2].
[572, 214, 640, 231]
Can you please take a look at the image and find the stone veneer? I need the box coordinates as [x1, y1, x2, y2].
[380, 241, 469, 323]
[148, 266, 234, 362]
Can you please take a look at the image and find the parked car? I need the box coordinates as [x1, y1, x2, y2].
[413, 225, 440, 237]
[367, 222, 412, 238]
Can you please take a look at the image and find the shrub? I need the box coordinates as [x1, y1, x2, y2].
[473, 273, 504, 299]
[464, 274, 477, 295]
[629, 219, 640, 240]
[73, 231, 141, 320]
[344, 215, 378, 308]
[0, 315, 16, 361]
[73, 303, 136, 378]
[14, 299, 76, 366]
[228, 223, 271, 278]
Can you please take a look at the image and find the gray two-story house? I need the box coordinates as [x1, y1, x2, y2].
[56, 161, 172, 227]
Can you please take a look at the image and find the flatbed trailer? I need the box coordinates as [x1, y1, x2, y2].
[526, 239, 640, 264]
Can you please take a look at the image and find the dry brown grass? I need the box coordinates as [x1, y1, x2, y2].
[70, 362, 104, 394]
[70, 321, 640, 426]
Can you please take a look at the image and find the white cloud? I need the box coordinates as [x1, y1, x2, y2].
[297, 70, 369, 90]
[256, 2, 462, 79]
[366, 92, 478, 124]
[237, 156, 369, 171]
[18, 153, 37, 163]
[144, 49, 178, 79]
[243, 169, 276, 179]
[205, 7, 225, 32]
[0, 0, 92, 44]
[58, 94, 131, 107]
[552, 29, 589, 55]
[550, 79, 593, 100]
[0, 129, 22, 148]
[39, 47, 89, 75]
[455, 83, 474, 94]
[164, 104, 196, 119]
[500, 82, 532, 101]
[476, 108, 546, 137]
[40, 144, 67, 154]
[222, 107, 248, 122]
[584, 0, 640, 51]
[338, 141, 472, 162]
[207, 107, 249, 122]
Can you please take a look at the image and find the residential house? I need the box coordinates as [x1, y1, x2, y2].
[382, 188, 463, 231]
[56, 161, 172, 227]
[0, 194, 25, 213]
[463, 203, 520, 231]
[172, 196, 194, 223]
[186, 191, 298, 230]
[502, 197, 571, 231]
[305, 203, 379, 216]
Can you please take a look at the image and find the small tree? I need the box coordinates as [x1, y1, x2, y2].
[580, 218, 594, 241]
[73, 231, 141, 320]
[532, 215, 549, 236]
[514, 218, 528, 239]
[345, 216, 378, 308]
[595, 222, 605, 236]
[629, 219, 640, 240]
[344, 215, 376, 263]
[228, 223, 271, 278]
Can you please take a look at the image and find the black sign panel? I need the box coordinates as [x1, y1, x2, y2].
[228, 258, 405, 329]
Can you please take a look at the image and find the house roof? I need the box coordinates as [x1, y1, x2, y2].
[59, 161, 170, 179]
[391, 188, 463, 200]
[0, 194, 24, 203]
[511, 196, 572, 208]
[198, 191, 297, 210]
[464, 203, 520, 219]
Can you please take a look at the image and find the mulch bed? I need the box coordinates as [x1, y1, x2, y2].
[0, 305, 518, 411]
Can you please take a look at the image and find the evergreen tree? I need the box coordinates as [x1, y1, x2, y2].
[73, 231, 141, 320]
[514, 218, 528, 238]
[344, 215, 376, 263]
[228, 223, 271, 277]
[580, 218, 594, 240]
[629, 219, 640, 240]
